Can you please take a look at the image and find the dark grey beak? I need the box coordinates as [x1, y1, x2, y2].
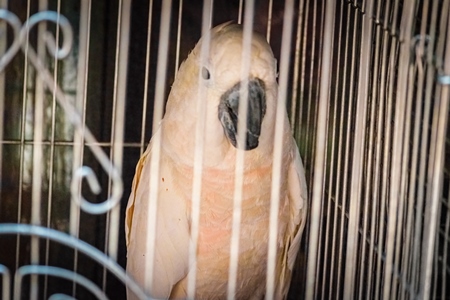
[218, 78, 266, 150]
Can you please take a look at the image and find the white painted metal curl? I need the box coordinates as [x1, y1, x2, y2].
[0, 224, 150, 299]
[0, 9, 123, 216]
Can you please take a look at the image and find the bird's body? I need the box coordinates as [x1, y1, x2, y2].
[125, 23, 307, 299]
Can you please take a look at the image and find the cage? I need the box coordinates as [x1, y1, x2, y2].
[0, 0, 449, 299]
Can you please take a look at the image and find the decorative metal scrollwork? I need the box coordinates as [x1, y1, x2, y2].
[15, 266, 108, 300]
[0, 224, 150, 299]
[0, 264, 11, 300]
[0, 9, 140, 299]
[0, 9, 123, 215]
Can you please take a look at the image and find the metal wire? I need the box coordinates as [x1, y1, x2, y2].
[227, 2, 256, 297]
[43, 3, 61, 298]
[140, 0, 154, 155]
[1, 0, 449, 299]
[30, 2, 48, 299]
[15, 0, 32, 276]
[0, 7, 6, 290]
[321, 2, 343, 297]
[305, 0, 334, 298]
[421, 3, 450, 298]
[186, 1, 213, 297]
[70, 0, 91, 296]
[344, 0, 374, 297]
[143, 0, 172, 293]
[266, 0, 295, 297]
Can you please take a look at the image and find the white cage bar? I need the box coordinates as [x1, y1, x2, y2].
[0, 0, 449, 299]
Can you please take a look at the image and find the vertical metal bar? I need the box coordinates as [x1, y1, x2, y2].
[299, 1, 312, 152]
[15, 0, 32, 271]
[32, 2, 48, 230]
[101, 1, 132, 284]
[365, 2, 384, 298]
[290, 0, 311, 296]
[186, 2, 213, 297]
[0, 265, 11, 300]
[144, 0, 172, 292]
[107, 0, 131, 262]
[31, 1, 49, 299]
[309, 0, 324, 188]
[0, 0, 6, 220]
[412, 0, 441, 291]
[265, 0, 294, 298]
[71, 0, 90, 232]
[418, 0, 449, 295]
[304, 0, 321, 191]
[343, 1, 374, 298]
[313, 0, 329, 282]
[376, 38, 397, 300]
[359, 2, 381, 298]
[174, 0, 183, 75]
[101, 0, 131, 289]
[71, 0, 91, 295]
[398, 3, 432, 293]
[296, 0, 309, 157]
[228, 2, 255, 298]
[287, 2, 306, 293]
[319, 1, 347, 299]
[208, 3, 213, 33]
[140, 0, 154, 154]
[442, 186, 450, 299]
[265, 0, 273, 42]
[289, 0, 305, 133]
[321, 1, 343, 297]
[394, 3, 426, 294]
[383, 1, 415, 298]
[404, 0, 433, 295]
[305, 1, 335, 299]
[432, 223, 439, 300]
[151, 1, 172, 135]
[337, 4, 358, 297]
[420, 5, 450, 298]
[374, 2, 396, 297]
[237, 0, 243, 24]
[329, 2, 347, 299]
[392, 52, 415, 299]
[44, 2, 62, 298]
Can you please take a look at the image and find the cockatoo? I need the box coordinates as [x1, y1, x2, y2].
[125, 22, 307, 299]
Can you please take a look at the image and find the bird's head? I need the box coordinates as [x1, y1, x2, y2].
[163, 22, 280, 165]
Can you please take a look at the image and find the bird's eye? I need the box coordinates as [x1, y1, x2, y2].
[202, 66, 211, 80]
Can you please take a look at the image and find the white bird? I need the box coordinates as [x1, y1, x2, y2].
[125, 22, 307, 299]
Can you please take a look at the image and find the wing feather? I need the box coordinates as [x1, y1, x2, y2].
[277, 137, 308, 299]
[125, 129, 191, 299]
[125, 143, 151, 247]
[287, 139, 308, 270]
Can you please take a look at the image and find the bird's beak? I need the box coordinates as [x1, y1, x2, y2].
[218, 78, 266, 150]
